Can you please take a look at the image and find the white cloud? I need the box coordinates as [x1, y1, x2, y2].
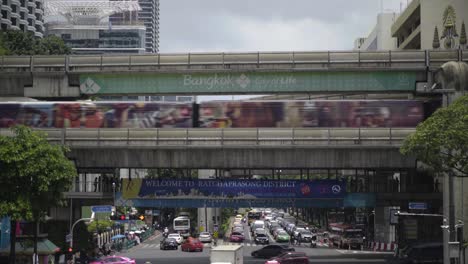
[160, 0, 404, 53]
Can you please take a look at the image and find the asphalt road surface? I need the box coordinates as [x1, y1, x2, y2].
[124, 223, 394, 264]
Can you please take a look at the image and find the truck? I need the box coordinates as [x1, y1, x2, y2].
[210, 245, 243, 264]
[328, 223, 364, 249]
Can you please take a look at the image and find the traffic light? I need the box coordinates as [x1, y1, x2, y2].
[139, 215, 145, 221]
[68, 247, 73, 253]
[120, 215, 125, 221]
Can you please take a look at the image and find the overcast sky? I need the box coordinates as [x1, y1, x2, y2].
[159, 0, 406, 53]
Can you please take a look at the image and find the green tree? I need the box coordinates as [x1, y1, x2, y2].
[40, 35, 71, 55]
[0, 126, 77, 264]
[401, 95, 468, 177]
[460, 21, 467, 47]
[0, 30, 70, 55]
[433, 26, 441, 49]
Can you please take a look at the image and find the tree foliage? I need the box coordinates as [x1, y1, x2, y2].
[0, 126, 77, 221]
[0, 30, 71, 55]
[87, 220, 114, 233]
[401, 95, 468, 176]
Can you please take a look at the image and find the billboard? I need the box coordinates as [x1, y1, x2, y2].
[79, 71, 417, 95]
[122, 179, 345, 200]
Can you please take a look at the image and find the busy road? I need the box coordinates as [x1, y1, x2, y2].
[123, 217, 393, 264]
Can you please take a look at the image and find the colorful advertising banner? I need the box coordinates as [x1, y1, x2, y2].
[79, 71, 416, 95]
[122, 179, 346, 200]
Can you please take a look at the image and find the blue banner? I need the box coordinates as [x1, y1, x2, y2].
[122, 179, 346, 199]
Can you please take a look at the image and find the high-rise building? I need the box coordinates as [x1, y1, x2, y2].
[1, 0, 45, 37]
[109, 0, 159, 53]
[44, 0, 146, 54]
[391, 0, 467, 50]
[354, 13, 398, 51]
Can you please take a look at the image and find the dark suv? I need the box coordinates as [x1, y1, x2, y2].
[397, 242, 443, 264]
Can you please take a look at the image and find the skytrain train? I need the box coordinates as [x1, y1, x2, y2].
[0, 100, 439, 129]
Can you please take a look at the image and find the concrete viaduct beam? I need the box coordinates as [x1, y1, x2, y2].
[70, 146, 415, 169]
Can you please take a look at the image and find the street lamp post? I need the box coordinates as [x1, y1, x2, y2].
[70, 218, 92, 263]
[112, 182, 116, 207]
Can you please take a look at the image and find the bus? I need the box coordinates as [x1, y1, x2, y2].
[173, 216, 191, 238]
[247, 210, 262, 226]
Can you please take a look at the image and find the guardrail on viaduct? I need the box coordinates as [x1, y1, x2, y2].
[0, 128, 416, 147]
[0, 50, 466, 72]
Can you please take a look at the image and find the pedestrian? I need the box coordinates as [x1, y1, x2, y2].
[93, 177, 98, 192]
[434, 178, 440, 192]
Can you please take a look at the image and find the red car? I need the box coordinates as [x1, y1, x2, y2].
[181, 237, 204, 252]
[89, 256, 136, 264]
[265, 252, 309, 264]
[229, 231, 245, 242]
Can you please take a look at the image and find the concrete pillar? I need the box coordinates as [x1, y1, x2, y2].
[373, 206, 395, 243]
[198, 169, 217, 234]
[24, 74, 79, 98]
[0, 76, 30, 96]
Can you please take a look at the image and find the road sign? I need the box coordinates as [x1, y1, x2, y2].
[91, 205, 113, 213]
[213, 231, 218, 239]
[409, 202, 427, 210]
[199, 226, 204, 232]
[65, 234, 72, 243]
[213, 224, 219, 232]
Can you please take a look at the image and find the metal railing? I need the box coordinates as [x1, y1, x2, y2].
[0, 50, 465, 72]
[0, 127, 416, 147]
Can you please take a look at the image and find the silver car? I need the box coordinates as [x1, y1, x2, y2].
[198, 232, 212, 243]
[167, 233, 183, 244]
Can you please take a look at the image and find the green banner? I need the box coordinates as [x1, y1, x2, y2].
[79, 71, 416, 95]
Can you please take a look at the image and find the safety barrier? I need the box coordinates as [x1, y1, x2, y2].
[0, 50, 465, 73]
[0, 127, 416, 147]
[367, 241, 398, 251]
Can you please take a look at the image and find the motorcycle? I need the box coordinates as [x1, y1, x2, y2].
[310, 235, 317, 248]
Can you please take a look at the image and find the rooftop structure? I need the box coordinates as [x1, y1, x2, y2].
[44, 0, 141, 25]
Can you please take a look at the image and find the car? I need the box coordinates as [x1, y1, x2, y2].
[254, 228, 267, 237]
[254, 233, 270, 245]
[292, 227, 306, 238]
[230, 231, 245, 242]
[89, 256, 136, 264]
[232, 227, 244, 233]
[265, 252, 309, 264]
[160, 237, 178, 250]
[272, 227, 285, 238]
[233, 222, 244, 229]
[269, 223, 280, 233]
[168, 233, 183, 244]
[276, 231, 290, 242]
[396, 242, 443, 264]
[198, 232, 212, 243]
[297, 230, 313, 243]
[251, 245, 295, 258]
[181, 237, 204, 252]
[235, 214, 243, 221]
